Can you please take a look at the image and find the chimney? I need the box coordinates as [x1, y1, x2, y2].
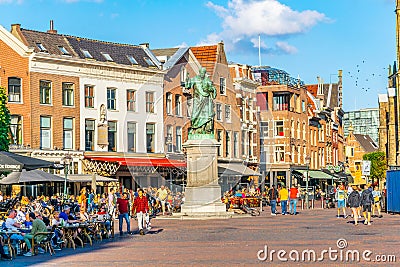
[47, 20, 57, 34]
[139, 43, 149, 49]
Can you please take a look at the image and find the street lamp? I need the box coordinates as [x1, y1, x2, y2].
[61, 153, 73, 199]
[305, 156, 311, 209]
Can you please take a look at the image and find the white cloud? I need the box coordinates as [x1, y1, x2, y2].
[275, 41, 297, 54]
[174, 42, 189, 48]
[206, 0, 327, 54]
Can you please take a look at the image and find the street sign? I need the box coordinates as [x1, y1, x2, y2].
[362, 160, 371, 176]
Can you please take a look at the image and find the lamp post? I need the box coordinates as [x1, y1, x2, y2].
[61, 153, 73, 199]
[305, 156, 311, 209]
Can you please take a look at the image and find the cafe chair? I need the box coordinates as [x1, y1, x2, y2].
[32, 232, 55, 256]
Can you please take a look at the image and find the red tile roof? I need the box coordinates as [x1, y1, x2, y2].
[190, 45, 217, 77]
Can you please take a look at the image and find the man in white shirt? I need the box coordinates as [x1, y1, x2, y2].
[5, 210, 25, 242]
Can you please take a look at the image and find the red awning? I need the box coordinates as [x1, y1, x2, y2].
[85, 156, 186, 168]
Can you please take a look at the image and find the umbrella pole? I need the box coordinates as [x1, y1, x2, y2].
[23, 182, 27, 197]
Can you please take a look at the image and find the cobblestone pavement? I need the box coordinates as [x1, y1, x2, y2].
[3, 208, 400, 267]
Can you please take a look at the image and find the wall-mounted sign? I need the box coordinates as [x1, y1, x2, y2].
[97, 124, 108, 148]
[0, 164, 22, 172]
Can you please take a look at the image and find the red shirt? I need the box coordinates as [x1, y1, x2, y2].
[289, 188, 299, 199]
[117, 198, 129, 214]
[134, 196, 149, 213]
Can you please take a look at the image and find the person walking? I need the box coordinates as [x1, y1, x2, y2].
[116, 192, 131, 236]
[156, 185, 169, 215]
[133, 188, 149, 235]
[335, 184, 348, 218]
[289, 185, 299, 215]
[268, 185, 278, 216]
[372, 186, 383, 218]
[279, 185, 289, 215]
[361, 184, 374, 225]
[347, 185, 361, 226]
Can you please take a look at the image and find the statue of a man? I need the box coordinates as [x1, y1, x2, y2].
[185, 67, 217, 135]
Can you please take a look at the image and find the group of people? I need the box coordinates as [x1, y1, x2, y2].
[335, 183, 383, 226]
[267, 184, 300, 215]
[0, 184, 181, 260]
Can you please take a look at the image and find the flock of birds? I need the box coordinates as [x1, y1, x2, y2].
[346, 60, 387, 92]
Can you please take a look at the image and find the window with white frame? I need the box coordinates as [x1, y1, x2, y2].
[166, 125, 173, 152]
[107, 88, 116, 110]
[175, 94, 182, 116]
[62, 83, 74, 106]
[40, 80, 51, 104]
[63, 118, 73, 150]
[9, 115, 22, 145]
[166, 93, 172, 115]
[225, 131, 231, 157]
[84, 85, 94, 108]
[176, 126, 182, 152]
[108, 121, 117, 152]
[216, 103, 222, 121]
[233, 132, 239, 158]
[302, 122, 306, 140]
[146, 92, 155, 113]
[127, 90, 136, 112]
[274, 145, 285, 163]
[220, 77, 226, 95]
[260, 122, 269, 138]
[127, 122, 137, 152]
[274, 120, 284, 137]
[225, 105, 231, 122]
[217, 129, 223, 156]
[40, 116, 51, 149]
[146, 123, 155, 152]
[297, 121, 300, 139]
[8, 77, 21, 102]
[85, 119, 95, 151]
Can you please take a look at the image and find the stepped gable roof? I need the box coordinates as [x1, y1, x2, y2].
[20, 28, 157, 69]
[20, 28, 77, 57]
[190, 45, 217, 77]
[353, 134, 379, 152]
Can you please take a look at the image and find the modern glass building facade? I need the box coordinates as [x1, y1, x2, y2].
[343, 108, 379, 144]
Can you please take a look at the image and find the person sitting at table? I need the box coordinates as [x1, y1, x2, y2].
[50, 211, 64, 251]
[59, 206, 79, 225]
[15, 204, 27, 224]
[23, 212, 47, 257]
[5, 210, 26, 243]
[97, 205, 111, 233]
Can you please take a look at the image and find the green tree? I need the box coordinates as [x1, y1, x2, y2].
[363, 151, 387, 184]
[0, 86, 10, 151]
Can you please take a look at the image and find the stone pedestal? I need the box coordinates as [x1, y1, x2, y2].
[180, 138, 226, 215]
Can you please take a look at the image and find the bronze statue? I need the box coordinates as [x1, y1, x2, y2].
[185, 67, 216, 135]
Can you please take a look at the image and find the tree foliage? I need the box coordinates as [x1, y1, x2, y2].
[363, 151, 387, 182]
[0, 86, 10, 151]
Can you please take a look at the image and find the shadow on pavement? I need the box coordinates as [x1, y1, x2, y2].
[1, 228, 162, 267]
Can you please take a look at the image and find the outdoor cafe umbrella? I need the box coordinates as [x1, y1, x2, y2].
[0, 151, 62, 172]
[0, 169, 66, 184]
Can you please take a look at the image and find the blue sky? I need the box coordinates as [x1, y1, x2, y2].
[0, 0, 396, 111]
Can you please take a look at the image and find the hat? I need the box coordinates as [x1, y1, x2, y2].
[64, 205, 71, 210]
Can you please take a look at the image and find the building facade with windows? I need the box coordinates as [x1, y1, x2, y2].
[2, 22, 173, 192]
[255, 67, 310, 187]
[229, 63, 260, 171]
[343, 108, 379, 145]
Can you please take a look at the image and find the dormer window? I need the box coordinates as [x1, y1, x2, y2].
[58, 46, 70, 55]
[144, 57, 155, 66]
[102, 52, 113, 61]
[81, 49, 93, 59]
[127, 55, 138, 65]
[36, 43, 47, 52]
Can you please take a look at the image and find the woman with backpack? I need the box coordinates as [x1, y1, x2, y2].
[347, 184, 361, 225]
